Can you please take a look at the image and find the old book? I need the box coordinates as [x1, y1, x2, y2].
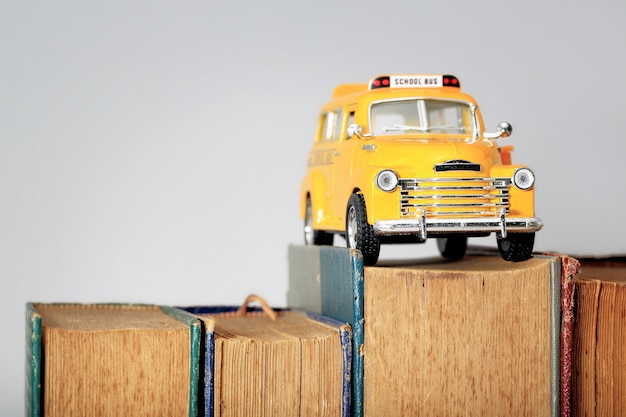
[287, 244, 578, 417]
[181, 296, 351, 417]
[288, 245, 365, 416]
[573, 258, 626, 417]
[26, 303, 201, 417]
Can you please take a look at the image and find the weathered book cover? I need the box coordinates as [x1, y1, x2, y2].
[25, 303, 201, 417]
[288, 245, 365, 417]
[287, 244, 578, 417]
[573, 258, 626, 417]
[180, 304, 352, 417]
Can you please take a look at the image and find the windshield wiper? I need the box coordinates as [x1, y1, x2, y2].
[425, 125, 466, 132]
[381, 124, 466, 133]
[381, 124, 427, 132]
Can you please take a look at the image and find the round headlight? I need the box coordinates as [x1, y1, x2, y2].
[376, 170, 399, 192]
[513, 168, 535, 190]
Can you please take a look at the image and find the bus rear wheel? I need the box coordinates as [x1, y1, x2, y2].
[304, 197, 333, 245]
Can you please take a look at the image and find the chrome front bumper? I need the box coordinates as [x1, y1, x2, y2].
[373, 211, 543, 240]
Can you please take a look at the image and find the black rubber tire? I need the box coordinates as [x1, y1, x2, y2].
[497, 233, 535, 262]
[304, 197, 334, 246]
[437, 236, 468, 260]
[345, 193, 380, 266]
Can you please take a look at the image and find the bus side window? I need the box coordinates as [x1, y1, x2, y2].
[346, 112, 355, 139]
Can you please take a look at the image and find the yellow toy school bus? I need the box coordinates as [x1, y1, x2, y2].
[301, 74, 542, 265]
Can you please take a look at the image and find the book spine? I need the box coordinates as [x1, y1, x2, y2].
[319, 246, 364, 417]
[25, 303, 42, 417]
[160, 306, 202, 417]
[204, 327, 215, 417]
[560, 256, 580, 417]
[288, 245, 364, 417]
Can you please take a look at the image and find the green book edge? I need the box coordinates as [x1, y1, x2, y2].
[160, 305, 202, 417]
[26, 303, 42, 417]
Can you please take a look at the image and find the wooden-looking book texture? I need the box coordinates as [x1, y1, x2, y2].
[573, 258, 626, 417]
[26, 303, 201, 417]
[180, 305, 351, 417]
[288, 244, 578, 417]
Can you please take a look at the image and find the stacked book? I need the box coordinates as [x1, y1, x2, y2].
[27, 299, 350, 417]
[288, 245, 577, 417]
[26, 246, 625, 416]
[572, 258, 626, 417]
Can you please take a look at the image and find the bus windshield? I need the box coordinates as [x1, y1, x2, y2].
[370, 99, 476, 138]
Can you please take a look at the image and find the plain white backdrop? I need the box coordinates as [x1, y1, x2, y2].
[2, 1, 625, 414]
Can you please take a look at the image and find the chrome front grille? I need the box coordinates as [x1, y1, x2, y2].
[399, 177, 511, 218]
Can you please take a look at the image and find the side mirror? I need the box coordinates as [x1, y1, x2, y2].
[484, 122, 513, 139]
[346, 123, 363, 139]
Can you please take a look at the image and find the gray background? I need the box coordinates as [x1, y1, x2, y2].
[2, 1, 625, 413]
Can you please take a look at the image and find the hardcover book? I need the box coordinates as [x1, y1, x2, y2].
[181, 296, 351, 417]
[26, 303, 201, 417]
[287, 244, 579, 417]
[573, 258, 626, 417]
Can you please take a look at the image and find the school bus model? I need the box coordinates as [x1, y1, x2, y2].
[300, 74, 542, 265]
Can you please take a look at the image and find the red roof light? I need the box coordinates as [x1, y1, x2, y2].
[443, 75, 460, 88]
[369, 76, 390, 89]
